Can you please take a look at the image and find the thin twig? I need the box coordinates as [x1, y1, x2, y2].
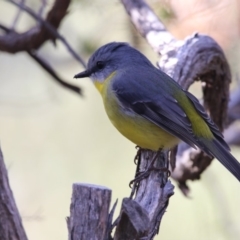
[0, 24, 10, 33]
[0, 0, 86, 69]
[38, 0, 47, 18]
[0, 24, 82, 96]
[10, 0, 25, 30]
[6, 0, 86, 68]
[29, 51, 82, 95]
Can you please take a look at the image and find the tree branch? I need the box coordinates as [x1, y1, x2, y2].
[121, 0, 174, 52]
[1, 0, 69, 52]
[121, 0, 232, 195]
[29, 50, 82, 95]
[0, 24, 82, 96]
[1, 0, 86, 68]
[114, 150, 174, 239]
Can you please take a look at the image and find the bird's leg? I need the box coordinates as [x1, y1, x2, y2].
[129, 146, 143, 198]
[148, 150, 171, 187]
[129, 148, 170, 198]
[134, 145, 142, 173]
[148, 151, 171, 178]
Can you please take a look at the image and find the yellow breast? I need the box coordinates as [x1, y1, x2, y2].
[105, 97, 179, 150]
[94, 74, 179, 151]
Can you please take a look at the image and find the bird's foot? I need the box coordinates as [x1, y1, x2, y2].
[129, 149, 170, 198]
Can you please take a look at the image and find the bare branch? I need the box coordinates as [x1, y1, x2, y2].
[29, 50, 82, 95]
[1, 0, 69, 51]
[121, 0, 174, 52]
[164, 34, 231, 192]
[114, 150, 174, 239]
[10, 0, 25, 30]
[1, 0, 86, 68]
[121, 0, 231, 195]
[0, 24, 82, 96]
[38, 0, 47, 18]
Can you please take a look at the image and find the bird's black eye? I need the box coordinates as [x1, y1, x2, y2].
[96, 61, 104, 69]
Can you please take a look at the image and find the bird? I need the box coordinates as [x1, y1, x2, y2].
[74, 42, 240, 182]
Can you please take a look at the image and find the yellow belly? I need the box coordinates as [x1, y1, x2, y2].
[103, 92, 179, 151]
[94, 71, 213, 150]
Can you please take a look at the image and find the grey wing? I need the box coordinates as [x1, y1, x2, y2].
[112, 68, 229, 155]
[113, 78, 200, 149]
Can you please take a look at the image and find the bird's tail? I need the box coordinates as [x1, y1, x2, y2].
[201, 138, 240, 181]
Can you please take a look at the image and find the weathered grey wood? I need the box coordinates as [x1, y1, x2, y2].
[134, 151, 174, 239]
[168, 34, 231, 194]
[114, 198, 150, 240]
[0, 147, 28, 240]
[121, 0, 174, 52]
[121, 0, 231, 196]
[113, 150, 174, 240]
[67, 183, 111, 240]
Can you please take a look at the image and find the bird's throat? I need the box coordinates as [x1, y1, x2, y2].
[94, 71, 116, 94]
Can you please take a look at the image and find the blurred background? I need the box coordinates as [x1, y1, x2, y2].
[0, 0, 240, 239]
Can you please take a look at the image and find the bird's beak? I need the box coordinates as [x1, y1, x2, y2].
[74, 69, 91, 79]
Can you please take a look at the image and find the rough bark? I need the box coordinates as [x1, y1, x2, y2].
[114, 198, 150, 240]
[67, 183, 111, 240]
[113, 150, 174, 240]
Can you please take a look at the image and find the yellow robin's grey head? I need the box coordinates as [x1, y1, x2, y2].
[74, 42, 152, 83]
